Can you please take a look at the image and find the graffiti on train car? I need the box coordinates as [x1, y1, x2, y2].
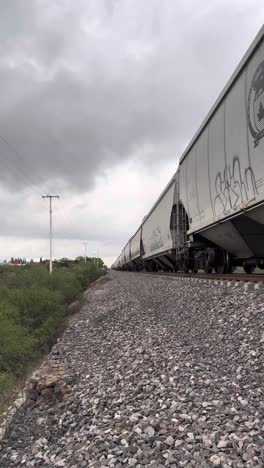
[213, 156, 257, 217]
[149, 227, 164, 252]
[248, 60, 264, 147]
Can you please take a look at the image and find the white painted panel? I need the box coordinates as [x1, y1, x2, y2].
[120, 250, 125, 266]
[246, 40, 264, 206]
[130, 228, 141, 260]
[142, 182, 175, 259]
[124, 242, 130, 263]
[208, 105, 226, 221]
[196, 128, 213, 228]
[224, 70, 256, 214]
[186, 145, 200, 231]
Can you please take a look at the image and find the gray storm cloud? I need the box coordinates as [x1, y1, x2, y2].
[0, 0, 263, 193]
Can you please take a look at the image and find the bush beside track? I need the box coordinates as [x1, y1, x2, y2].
[0, 260, 104, 399]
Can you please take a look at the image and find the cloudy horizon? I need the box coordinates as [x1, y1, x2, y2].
[0, 1, 263, 266]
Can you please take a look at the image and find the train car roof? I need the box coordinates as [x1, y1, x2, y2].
[130, 225, 141, 241]
[141, 171, 177, 225]
[179, 24, 264, 165]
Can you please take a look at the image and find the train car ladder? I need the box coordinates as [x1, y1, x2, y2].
[175, 201, 188, 263]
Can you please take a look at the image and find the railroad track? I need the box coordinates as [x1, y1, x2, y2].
[138, 271, 264, 283]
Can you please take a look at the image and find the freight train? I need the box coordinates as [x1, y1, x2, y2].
[112, 25, 264, 275]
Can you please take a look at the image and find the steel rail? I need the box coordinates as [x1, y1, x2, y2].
[133, 271, 264, 283]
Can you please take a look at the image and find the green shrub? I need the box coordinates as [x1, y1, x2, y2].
[72, 263, 102, 289]
[49, 268, 82, 303]
[0, 287, 64, 333]
[0, 287, 66, 380]
[0, 305, 34, 375]
[0, 372, 16, 394]
[0, 260, 104, 401]
[0, 264, 50, 289]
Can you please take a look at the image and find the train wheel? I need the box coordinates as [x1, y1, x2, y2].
[205, 251, 214, 273]
[243, 262, 256, 274]
[215, 249, 231, 274]
[205, 263, 213, 273]
[190, 256, 198, 273]
[183, 263, 189, 273]
[191, 261, 198, 273]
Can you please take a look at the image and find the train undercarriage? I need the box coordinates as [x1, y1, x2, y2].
[125, 235, 264, 275]
[127, 248, 263, 274]
[120, 203, 264, 275]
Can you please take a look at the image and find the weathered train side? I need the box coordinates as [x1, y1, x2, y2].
[112, 25, 264, 274]
[141, 175, 177, 271]
[179, 24, 264, 273]
[130, 227, 142, 270]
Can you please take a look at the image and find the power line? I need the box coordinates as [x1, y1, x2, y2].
[0, 134, 50, 199]
[0, 131, 77, 232]
[0, 130, 86, 259]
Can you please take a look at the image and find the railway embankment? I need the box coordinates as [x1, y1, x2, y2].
[0, 271, 263, 467]
[0, 261, 104, 421]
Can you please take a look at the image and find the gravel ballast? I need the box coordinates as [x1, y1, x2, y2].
[0, 271, 263, 467]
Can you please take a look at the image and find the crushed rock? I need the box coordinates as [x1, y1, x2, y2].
[0, 271, 263, 467]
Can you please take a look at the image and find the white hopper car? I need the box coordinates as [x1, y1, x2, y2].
[112, 25, 264, 274]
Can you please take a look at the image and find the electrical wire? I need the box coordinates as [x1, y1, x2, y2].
[0, 132, 77, 230]
[0, 132, 80, 257]
[0, 134, 51, 200]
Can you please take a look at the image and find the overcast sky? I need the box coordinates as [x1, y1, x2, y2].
[0, 1, 263, 265]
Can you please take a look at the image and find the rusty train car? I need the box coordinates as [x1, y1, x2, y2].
[112, 25, 264, 274]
